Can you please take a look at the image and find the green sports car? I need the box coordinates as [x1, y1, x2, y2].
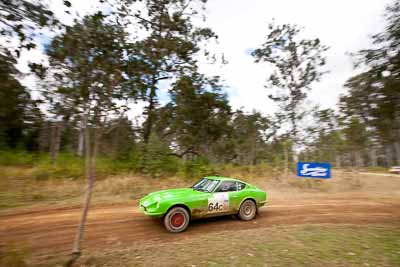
[139, 176, 267, 233]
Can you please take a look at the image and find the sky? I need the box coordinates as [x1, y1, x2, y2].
[16, 0, 392, 119]
[198, 0, 392, 115]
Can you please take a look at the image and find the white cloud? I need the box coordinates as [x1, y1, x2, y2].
[198, 0, 391, 115]
[16, 0, 391, 118]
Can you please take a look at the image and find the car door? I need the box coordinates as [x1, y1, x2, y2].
[210, 181, 238, 215]
[229, 182, 248, 212]
[189, 179, 219, 218]
[190, 190, 213, 217]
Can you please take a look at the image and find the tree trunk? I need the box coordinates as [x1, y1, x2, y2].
[252, 134, 257, 165]
[143, 83, 157, 144]
[50, 121, 63, 164]
[38, 121, 51, 152]
[385, 144, 393, 167]
[283, 142, 289, 178]
[394, 114, 400, 165]
[354, 150, 363, 169]
[50, 123, 56, 159]
[369, 148, 377, 167]
[292, 150, 298, 164]
[77, 119, 85, 157]
[394, 141, 400, 166]
[66, 115, 100, 267]
[335, 154, 341, 168]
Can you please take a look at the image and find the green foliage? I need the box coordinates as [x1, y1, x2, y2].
[0, 150, 38, 166]
[154, 73, 231, 160]
[139, 134, 180, 178]
[31, 154, 84, 180]
[45, 14, 131, 121]
[179, 156, 215, 179]
[101, 117, 137, 159]
[343, 117, 369, 151]
[0, 50, 43, 150]
[227, 110, 273, 165]
[131, 0, 218, 144]
[300, 109, 344, 164]
[338, 0, 400, 166]
[0, 0, 59, 56]
[0, 147, 295, 182]
[0, 151, 138, 180]
[252, 22, 328, 141]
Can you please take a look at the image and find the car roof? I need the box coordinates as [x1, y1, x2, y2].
[204, 176, 247, 184]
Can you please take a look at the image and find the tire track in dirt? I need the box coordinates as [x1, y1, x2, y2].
[1, 197, 400, 259]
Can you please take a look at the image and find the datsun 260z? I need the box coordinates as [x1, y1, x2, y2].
[139, 176, 267, 233]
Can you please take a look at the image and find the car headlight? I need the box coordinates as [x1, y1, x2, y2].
[147, 201, 159, 211]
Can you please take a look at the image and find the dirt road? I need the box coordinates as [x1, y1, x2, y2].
[1, 194, 400, 261]
[360, 172, 400, 177]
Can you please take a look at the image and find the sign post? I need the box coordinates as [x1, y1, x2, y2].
[297, 162, 331, 179]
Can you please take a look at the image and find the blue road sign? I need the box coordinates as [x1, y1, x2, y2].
[297, 162, 331, 178]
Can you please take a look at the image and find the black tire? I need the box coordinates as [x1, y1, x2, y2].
[238, 199, 257, 221]
[163, 207, 190, 233]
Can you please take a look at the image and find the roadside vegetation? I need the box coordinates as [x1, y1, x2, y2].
[3, 225, 398, 267]
[1, 0, 400, 265]
[0, 152, 396, 211]
[81, 225, 400, 267]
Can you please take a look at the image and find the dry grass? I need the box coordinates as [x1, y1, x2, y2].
[1, 165, 400, 211]
[2, 166, 400, 267]
[43, 224, 400, 267]
[93, 174, 192, 203]
[0, 166, 197, 210]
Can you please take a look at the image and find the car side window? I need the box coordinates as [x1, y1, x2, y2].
[236, 182, 246, 191]
[215, 181, 237, 192]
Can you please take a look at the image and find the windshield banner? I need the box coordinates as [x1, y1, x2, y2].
[297, 162, 331, 179]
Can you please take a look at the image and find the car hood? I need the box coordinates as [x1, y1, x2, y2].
[140, 188, 200, 206]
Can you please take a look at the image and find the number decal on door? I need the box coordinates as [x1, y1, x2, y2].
[208, 202, 223, 211]
[208, 193, 229, 213]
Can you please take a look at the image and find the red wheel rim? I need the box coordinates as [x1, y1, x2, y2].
[171, 212, 185, 228]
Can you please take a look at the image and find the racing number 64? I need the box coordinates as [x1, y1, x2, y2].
[208, 202, 223, 211]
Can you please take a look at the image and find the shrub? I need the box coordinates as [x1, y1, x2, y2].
[139, 134, 181, 178]
[32, 153, 84, 180]
[0, 150, 37, 166]
[179, 157, 215, 179]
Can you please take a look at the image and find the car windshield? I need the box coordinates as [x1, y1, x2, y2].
[191, 178, 219, 193]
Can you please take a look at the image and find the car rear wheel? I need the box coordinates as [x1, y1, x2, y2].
[238, 199, 257, 221]
[164, 207, 190, 233]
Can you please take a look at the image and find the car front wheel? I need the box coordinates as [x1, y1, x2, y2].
[238, 199, 257, 221]
[163, 207, 190, 233]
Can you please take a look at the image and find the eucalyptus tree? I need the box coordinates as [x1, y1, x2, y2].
[229, 110, 272, 165]
[340, 72, 383, 166]
[303, 109, 345, 166]
[0, 0, 60, 57]
[0, 0, 66, 151]
[0, 49, 42, 149]
[342, 117, 369, 168]
[129, 0, 218, 144]
[252, 22, 328, 173]
[347, 0, 400, 165]
[154, 73, 231, 160]
[43, 13, 136, 265]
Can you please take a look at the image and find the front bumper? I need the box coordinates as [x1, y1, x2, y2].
[258, 200, 268, 207]
[139, 205, 165, 217]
